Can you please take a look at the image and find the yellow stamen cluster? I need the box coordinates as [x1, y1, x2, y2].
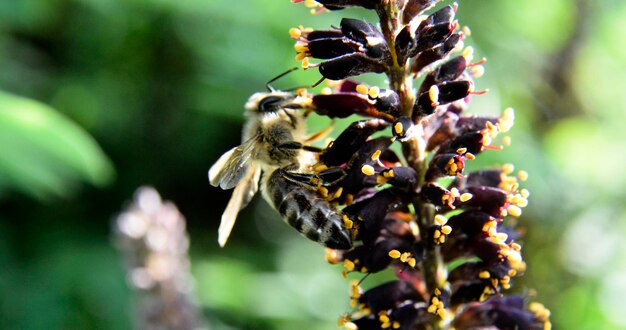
[433, 214, 453, 244]
[529, 302, 552, 330]
[388, 249, 417, 267]
[349, 280, 362, 308]
[427, 289, 447, 318]
[442, 187, 461, 209]
[325, 248, 341, 264]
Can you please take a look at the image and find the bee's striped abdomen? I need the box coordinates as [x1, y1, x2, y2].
[265, 169, 352, 250]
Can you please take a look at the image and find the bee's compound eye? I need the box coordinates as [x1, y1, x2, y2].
[258, 95, 285, 113]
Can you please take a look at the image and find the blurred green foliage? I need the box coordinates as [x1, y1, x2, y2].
[1, 0, 625, 329]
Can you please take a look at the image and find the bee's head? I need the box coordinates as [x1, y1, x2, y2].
[245, 92, 297, 114]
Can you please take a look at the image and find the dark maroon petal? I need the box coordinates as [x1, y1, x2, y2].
[319, 119, 388, 166]
[318, 53, 387, 80]
[307, 38, 362, 59]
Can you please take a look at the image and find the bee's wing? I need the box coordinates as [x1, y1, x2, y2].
[209, 135, 260, 190]
[217, 165, 261, 247]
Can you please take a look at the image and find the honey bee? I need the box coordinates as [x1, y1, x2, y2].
[208, 74, 352, 249]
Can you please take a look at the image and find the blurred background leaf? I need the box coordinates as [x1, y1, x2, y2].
[0, 90, 114, 200]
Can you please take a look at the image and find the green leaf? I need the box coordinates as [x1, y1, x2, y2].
[0, 90, 115, 200]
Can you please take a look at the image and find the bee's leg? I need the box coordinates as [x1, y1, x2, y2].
[277, 141, 324, 153]
[280, 166, 346, 188]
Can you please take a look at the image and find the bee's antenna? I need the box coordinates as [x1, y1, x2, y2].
[283, 76, 326, 92]
[266, 67, 299, 92]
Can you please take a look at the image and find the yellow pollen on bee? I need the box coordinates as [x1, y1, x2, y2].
[345, 194, 354, 205]
[371, 150, 382, 161]
[460, 193, 473, 202]
[507, 205, 522, 217]
[429, 85, 440, 106]
[434, 214, 447, 226]
[312, 163, 328, 173]
[356, 84, 369, 95]
[343, 259, 356, 271]
[441, 225, 452, 235]
[368, 86, 380, 98]
[503, 135, 512, 146]
[333, 187, 344, 199]
[343, 217, 354, 229]
[518, 170, 529, 181]
[388, 249, 402, 259]
[478, 270, 490, 279]
[394, 122, 404, 135]
[361, 164, 376, 176]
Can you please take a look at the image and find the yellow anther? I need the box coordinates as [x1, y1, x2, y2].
[441, 225, 452, 235]
[507, 205, 522, 217]
[470, 65, 485, 78]
[295, 52, 307, 61]
[518, 170, 529, 181]
[456, 147, 467, 154]
[408, 258, 416, 267]
[325, 248, 340, 264]
[320, 87, 332, 95]
[294, 42, 308, 52]
[343, 217, 354, 229]
[356, 84, 369, 95]
[434, 214, 447, 226]
[511, 242, 522, 251]
[368, 86, 380, 99]
[379, 314, 390, 323]
[301, 57, 310, 68]
[437, 308, 446, 319]
[383, 169, 395, 178]
[319, 186, 329, 198]
[431, 297, 440, 305]
[392, 321, 400, 329]
[289, 27, 302, 39]
[462, 46, 475, 62]
[388, 250, 401, 259]
[521, 188, 530, 198]
[462, 25, 472, 37]
[434, 288, 441, 295]
[502, 163, 514, 174]
[361, 164, 375, 176]
[460, 193, 473, 202]
[478, 270, 490, 279]
[394, 122, 404, 135]
[465, 152, 476, 160]
[343, 259, 355, 271]
[502, 136, 512, 146]
[433, 230, 441, 239]
[371, 150, 382, 161]
[304, 0, 318, 7]
[427, 305, 438, 314]
[429, 85, 440, 106]
[344, 321, 358, 330]
[400, 252, 411, 263]
[313, 163, 328, 172]
[333, 187, 344, 199]
[450, 187, 460, 198]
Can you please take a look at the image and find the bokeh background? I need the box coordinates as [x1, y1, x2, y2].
[1, 0, 625, 329]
